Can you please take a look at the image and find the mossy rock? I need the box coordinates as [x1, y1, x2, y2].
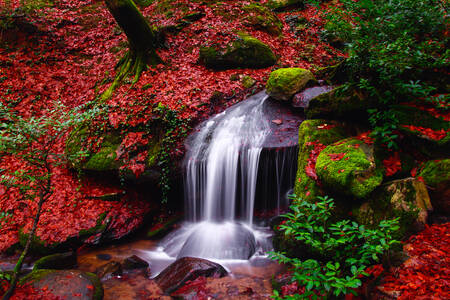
[199, 32, 276, 70]
[354, 178, 432, 240]
[266, 68, 316, 101]
[241, 75, 256, 89]
[293, 120, 348, 202]
[66, 125, 164, 176]
[418, 159, 450, 214]
[267, 0, 304, 11]
[242, 4, 283, 36]
[316, 138, 383, 199]
[33, 252, 77, 271]
[306, 86, 373, 121]
[20, 270, 103, 300]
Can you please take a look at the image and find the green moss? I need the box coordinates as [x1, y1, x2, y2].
[242, 4, 283, 35]
[354, 178, 432, 239]
[293, 120, 347, 202]
[199, 32, 276, 70]
[19, 269, 56, 285]
[18, 229, 56, 255]
[267, 0, 304, 11]
[306, 86, 372, 121]
[266, 68, 316, 101]
[241, 75, 256, 89]
[84, 272, 104, 300]
[316, 138, 383, 199]
[392, 105, 449, 131]
[32, 252, 76, 271]
[418, 159, 450, 187]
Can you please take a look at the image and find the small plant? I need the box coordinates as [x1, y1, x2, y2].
[270, 196, 399, 299]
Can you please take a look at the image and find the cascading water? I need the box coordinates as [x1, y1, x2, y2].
[144, 91, 302, 269]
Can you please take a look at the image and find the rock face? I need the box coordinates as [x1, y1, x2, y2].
[266, 68, 316, 101]
[354, 178, 432, 239]
[20, 270, 103, 300]
[199, 32, 276, 70]
[293, 119, 348, 202]
[154, 257, 227, 294]
[306, 86, 371, 121]
[32, 252, 77, 271]
[419, 159, 450, 214]
[316, 138, 383, 199]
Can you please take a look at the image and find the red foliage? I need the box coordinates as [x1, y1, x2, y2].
[383, 152, 402, 177]
[402, 125, 448, 140]
[328, 152, 346, 161]
[0, 282, 62, 300]
[305, 141, 327, 180]
[171, 276, 210, 299]
[380, 223, 450, 299]
[356, 131, 374, 145]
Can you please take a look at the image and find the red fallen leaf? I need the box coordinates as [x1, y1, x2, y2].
[272, 119, 283, 125]
[86, 285, 94, 290]
[328, 152, 345, 161]
[383, 152, 402, 176]
[402, 125, 448, 140]
[338, 169, 345, 173]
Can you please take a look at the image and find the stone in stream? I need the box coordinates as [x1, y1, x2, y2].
[20, 269, 103, 300]
[122, 255, 149, 271]
[95, 261, 122, 280]
[154, 257, 228, 294]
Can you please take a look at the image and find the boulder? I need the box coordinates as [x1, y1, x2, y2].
[267, 0, 304, 11]
[154, 257, 227, 294]
[32, 252, 77, 271]
[354, 178, 432, 239]
[315, 138, 383, 199]
[122, 255, 149, 271]
[242, 4, 283, 35]
[293, 120, 348, 202]
[20, 270, 103, 300]
[95, 261, 122, 280]
[418, 159, 450, 214]
[266, 68, 316, 102]
[306, 86, 372, 121]
[241, 75, 256, 89]
[199, 32, 276, 70]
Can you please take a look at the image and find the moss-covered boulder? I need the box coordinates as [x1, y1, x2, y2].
[418, 159, 450, 214]
[267, 0, 304, 11]
[20, 270, 103, 300]
[354, 178, 432, 239]
[199, 32, 276, 70]
[241, 75, 256, 89]
[266, 68, 316, 101]
[293, 120, 348, 202]
[65, 125, 163, 180]
[306, 86, 372, 121]
[242, 4, 283, 35]
[316, 138, 383, 199]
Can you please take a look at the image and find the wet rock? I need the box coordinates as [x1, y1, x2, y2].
[292, 85, 334, 108]
[147, 215, 182, 239]
[266, 68, 316, 102]
[354, 178, 432, 239]
[316, 138, 383, 199]
[20, 270, 103, 300]
[95, 261, 122, 280]
[177, 222, 256, 260]
[199, 32, 276, 70]
[418, 159, 450, 214]
[268, 0, 304, 11]
[96, 253, 112, 261]
[241, 75, 256, 89]
[155, 257, 227, 294]
[122, 255, 149, 271]
[33, 251, 77, 271]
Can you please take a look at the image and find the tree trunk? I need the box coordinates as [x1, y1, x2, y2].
[102, 0, 162, 100]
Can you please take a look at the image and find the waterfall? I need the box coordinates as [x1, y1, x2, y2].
[184, 92, 270, 225]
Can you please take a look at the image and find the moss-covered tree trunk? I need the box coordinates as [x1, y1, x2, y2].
[102, 0, 162, 99]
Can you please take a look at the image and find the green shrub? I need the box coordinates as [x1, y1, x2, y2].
[270, 196, 399, 299]
[318, 0, 449, 148]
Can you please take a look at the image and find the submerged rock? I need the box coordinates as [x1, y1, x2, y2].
[418, 159, 450, 214]
[154, 257, 227, 294]
[316, 138, 383, 199]
[32, 251, 77, 271]
[20, 270, 103, 300]
[266, 68, 316, 102]
[95, 261, 122, 280]
[199, 32, 276, 70]
[122, 255, 149, 271]
[354, 178, 432, 239]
